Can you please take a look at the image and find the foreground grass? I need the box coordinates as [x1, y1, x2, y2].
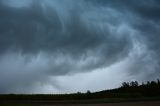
[1, 96, 160, 106]
[1, 101, 160, 106]
[1, 104, 36, 106]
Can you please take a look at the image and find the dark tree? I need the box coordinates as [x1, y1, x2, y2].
[122, 82, 130, 88]
[130, 81, 139, 87]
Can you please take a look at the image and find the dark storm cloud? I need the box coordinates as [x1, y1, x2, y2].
[0, 0, 160, 93]
[0, 0, 132, 70]
[89, 0, 160, 78]
[122, 0, 160, 78]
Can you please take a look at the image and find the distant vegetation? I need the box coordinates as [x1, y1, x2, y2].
[0, 79, 160, 101]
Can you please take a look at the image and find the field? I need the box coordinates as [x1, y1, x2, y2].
[1, 101, 160, 106]
[1, 97, 160, 106]
[46, 101, 160, 106]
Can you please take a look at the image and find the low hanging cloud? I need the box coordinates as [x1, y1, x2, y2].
[0, 0, 160, 93]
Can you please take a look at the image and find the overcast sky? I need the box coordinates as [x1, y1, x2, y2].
[0, 0, 160, 94]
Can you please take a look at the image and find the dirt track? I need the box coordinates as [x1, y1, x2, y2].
[43, 101, 160, 106]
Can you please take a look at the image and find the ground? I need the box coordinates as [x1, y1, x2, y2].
[1, 101, 160, 106]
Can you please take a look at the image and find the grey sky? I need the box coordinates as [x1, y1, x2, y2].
[0, 0, 160, 94]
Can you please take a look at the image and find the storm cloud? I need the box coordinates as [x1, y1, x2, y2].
[0, 0, 160, 93]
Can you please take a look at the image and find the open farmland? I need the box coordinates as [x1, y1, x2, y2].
[42, 101, 160, 106]
[1, 101, 160, 106]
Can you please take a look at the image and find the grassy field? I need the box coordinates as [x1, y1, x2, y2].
[1, 101, 160, 106]
[47, 101, 160, 106]
[1, 97, 160, 106]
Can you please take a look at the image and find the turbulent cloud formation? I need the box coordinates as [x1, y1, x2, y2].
[0, 0, 160, 93]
